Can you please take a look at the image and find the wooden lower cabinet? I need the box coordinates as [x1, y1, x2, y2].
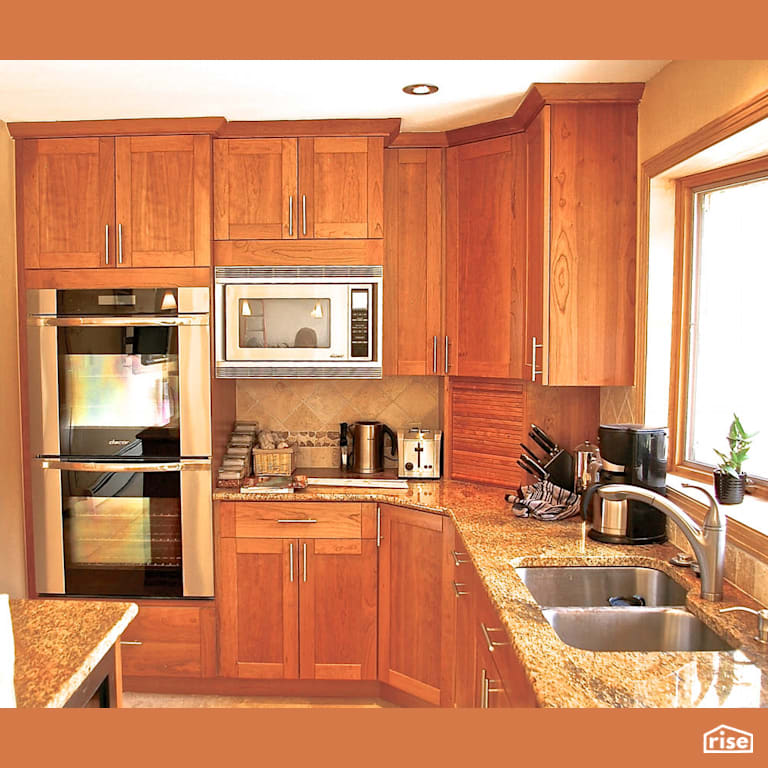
[218, 533, 377, 681]
[121, 602, 216, 681]
[377, 504, 456, 706]
[452, 531, 477, 707]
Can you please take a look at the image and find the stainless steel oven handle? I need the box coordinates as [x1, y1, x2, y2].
[37, 459, 211, 472]
[29, 315, 208, 327]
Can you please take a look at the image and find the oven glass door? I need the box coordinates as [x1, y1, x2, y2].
[224, 284, 350, 361]
[57, 323, 180, 459]
[58, 463, 183, 598]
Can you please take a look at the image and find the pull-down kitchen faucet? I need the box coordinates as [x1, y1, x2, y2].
[596, 484, 726, 601]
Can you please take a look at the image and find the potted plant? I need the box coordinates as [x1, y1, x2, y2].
[713, 414, 756, 505]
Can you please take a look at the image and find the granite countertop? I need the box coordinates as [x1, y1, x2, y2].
[215, 480, 768, 708]
[9, 599, 138, 708]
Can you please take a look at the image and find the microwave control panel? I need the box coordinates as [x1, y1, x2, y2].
[350, 288, 370, 359]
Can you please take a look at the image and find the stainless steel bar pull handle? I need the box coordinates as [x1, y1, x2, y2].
[120, 641, 142, 646]
[481, 669, 489, 708]
[452, 551, 470, 567]
[453, 581, 470, 598]
[480, 622, 508, 652]
[104, 224, 109, 265]
[37, 458, 210, 472]
[288, 195, 294, 236]
[444, 335, 450, 374]
[289, 543, 294, 582]
[277, 519, 317, 524]
[432, 336, 438, 374]
[376, 506, 382, 548]
[303, 543, 307, 582]
[118, 223, 123, 265]
[526, 336, 544, 382]
[30, 315, 208, 328]
[302, 194, 307, 235]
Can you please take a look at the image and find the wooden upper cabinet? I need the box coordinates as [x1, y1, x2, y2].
[213, 136, 383, 241]
[526, 103, 638, 386]
[20, 137, 115, 269]
[115, 135, 211, 268]
[383, 148, 443, 376]
[218, 537, 299, 679]
[378, 505, 455, 706]
[299, 137, 383, 239]
[445, 135, 526, 378]
[299, 538, 378, 681]
[214, 139, 297, 240]
[20, 133, 211, 271]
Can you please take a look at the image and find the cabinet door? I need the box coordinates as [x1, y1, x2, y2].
[213, 139, 297, 240]
[218, 538, 298, 679]
[299, 539, 377, 680]
[525, 105, 551, 385]
[452, 532, 476, 707]
[298, 137, 384, 239]
[445, 135, 526, 378]
[20, 137, 115, 269]
[115, 135, 211, 267]
[383, 148, 443, 375]
[378, 504, 455, 706]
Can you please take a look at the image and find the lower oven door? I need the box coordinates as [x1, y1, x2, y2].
[32, 459, 213, 598]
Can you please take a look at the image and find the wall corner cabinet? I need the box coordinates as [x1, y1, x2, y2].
[19, 135, 212, 270]
[213, 137, 384, 241]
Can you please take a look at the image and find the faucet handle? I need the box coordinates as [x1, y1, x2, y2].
[681, 484, 724, 529]
[719, 606, 768, 644]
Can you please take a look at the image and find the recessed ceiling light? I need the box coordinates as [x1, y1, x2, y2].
[402, 83, 439, 96]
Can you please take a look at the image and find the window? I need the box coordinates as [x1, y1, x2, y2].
[668, 157, 768, 491]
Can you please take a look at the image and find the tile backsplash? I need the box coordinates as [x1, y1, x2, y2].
[237, 376, 441, 468]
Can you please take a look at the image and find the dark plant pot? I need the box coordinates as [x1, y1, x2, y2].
[713, 471, 746, 505]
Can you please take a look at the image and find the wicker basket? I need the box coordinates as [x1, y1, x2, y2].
[252, 447, 296, 476]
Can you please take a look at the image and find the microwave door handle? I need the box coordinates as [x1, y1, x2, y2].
[37, 459, 211, 472]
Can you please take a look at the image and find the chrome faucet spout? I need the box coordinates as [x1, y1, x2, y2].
[596, 484, 726, 602]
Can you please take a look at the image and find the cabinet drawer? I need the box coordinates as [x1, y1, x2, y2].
[121, 603, 215, 679]
[224, 502, 373, 539]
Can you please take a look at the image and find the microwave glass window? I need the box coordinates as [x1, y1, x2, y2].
[238, 298, 331, 349]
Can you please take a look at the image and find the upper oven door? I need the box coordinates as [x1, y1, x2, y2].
[224, 283, 350, 362]
[27, 288, 211, 461]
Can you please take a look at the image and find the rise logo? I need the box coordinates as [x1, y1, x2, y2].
[703, 725, 754, 754]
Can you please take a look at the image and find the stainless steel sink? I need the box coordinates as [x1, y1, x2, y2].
[514, 566, 688, 607]
[541, 607, 734, 652]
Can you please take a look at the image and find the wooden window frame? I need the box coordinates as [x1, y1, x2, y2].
[668, 154, 768, 500]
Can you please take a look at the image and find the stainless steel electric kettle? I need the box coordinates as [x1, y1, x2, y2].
[347, 421, 397, 473]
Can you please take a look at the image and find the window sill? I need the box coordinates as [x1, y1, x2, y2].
[667, 473, 768, 564]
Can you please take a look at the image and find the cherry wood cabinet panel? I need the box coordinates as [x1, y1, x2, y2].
[214, 238, 384, 266]
[115, 135, 211, 267]
[24, 266, 211, 289]
[20, 137, 115, 269]
[383, 148, 443, 376]
[120, 603, 215, 679]
[299, 137, 384, 239]
[299, 538, 378, 681]
[546, 103, 637, 386]
[218, 537, 299, 679]
[222, 501, 366, 539]
[378, 504, 455, 706]
[213, 138, 297, 240]
[451, 530, 477, 707]
[445, 135, 526, 378]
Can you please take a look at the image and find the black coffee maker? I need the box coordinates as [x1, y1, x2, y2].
[583, 424, 668, 545]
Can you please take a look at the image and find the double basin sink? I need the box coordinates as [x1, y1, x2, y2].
[515, 566, 733, 653]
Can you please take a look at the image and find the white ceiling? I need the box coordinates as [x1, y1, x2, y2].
[0, 60, 669, 131]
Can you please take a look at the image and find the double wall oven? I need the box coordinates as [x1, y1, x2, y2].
[26, 287, 213, 599]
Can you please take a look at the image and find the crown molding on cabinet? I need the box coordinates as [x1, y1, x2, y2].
[6, 83, 644, 145]
[7, 117, 228, 139]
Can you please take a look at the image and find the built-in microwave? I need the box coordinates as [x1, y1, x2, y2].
[214, 266, 382, 378]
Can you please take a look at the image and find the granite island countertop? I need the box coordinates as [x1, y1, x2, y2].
[9, 599, 138, 708]
[215, 480, 768, 708]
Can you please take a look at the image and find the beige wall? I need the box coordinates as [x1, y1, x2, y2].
[600, 60, 768, 426]
[0, 122, 26, 596]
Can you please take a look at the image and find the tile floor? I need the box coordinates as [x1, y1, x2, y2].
[123, 692, 394, 708]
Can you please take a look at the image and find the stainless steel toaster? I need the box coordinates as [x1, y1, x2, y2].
[397, 427, 442, 479]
